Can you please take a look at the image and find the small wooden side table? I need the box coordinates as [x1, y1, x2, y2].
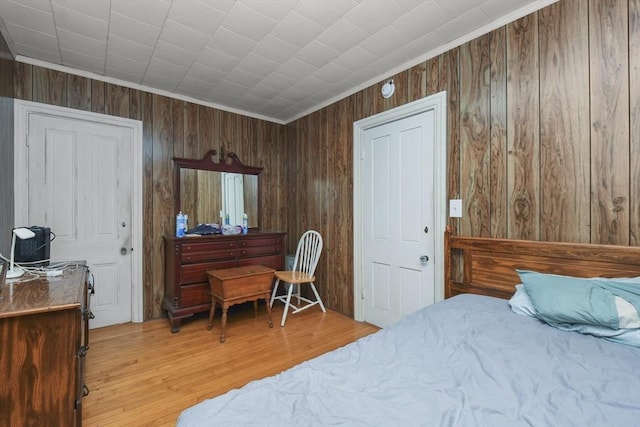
[206, 265, 275, 343]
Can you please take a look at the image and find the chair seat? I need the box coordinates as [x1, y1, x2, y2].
[274, 270, 315, 284]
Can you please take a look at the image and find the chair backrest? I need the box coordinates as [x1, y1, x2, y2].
[292, 230, 323, 276]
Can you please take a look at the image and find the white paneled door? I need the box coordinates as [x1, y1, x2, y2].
[27, 113, 133, 329]
[362, 110, 436, 327]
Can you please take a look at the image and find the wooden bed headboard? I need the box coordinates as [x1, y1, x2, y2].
[444, 227, 640, 300]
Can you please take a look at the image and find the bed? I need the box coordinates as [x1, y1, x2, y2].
[177, 230, 640, 426]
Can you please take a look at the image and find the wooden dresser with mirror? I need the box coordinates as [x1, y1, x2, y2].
[163, 148, 285, 332]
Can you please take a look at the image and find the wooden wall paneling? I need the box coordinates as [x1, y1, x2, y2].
[506, 14, 540, 240]
[128, 89, 155, 319]
[105, 83, 130, 118]
[13, 62, 32, 101]
[489, 27, 508, 238]
[32, 66, 66, 106]
[91, 80, 105, 114]
[317, 108, 329, 305]
[285, 123, 298, 252]
[172, 100, 185, 157]
[425, 57, 439, 96]
[198, 105, 214, 154]
[438, 49, 461, 235]
[539, 0, 590, 243]
[354, 84, 376, 121]
[459, 35, 491, 237]
[0, 33, 14, 255]
[630, 0, 640, 246]
[66, 74, 91, 111]
[151, 95, 174, 318]
[589, 0, 630, 245]
[326, 96, 355, 315]
[408, 62, 427, 102]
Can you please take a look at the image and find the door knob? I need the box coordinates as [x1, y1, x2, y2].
[419, 255, 429, 264]
[121, 247, 128, 255]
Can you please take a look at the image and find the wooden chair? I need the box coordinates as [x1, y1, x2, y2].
[270, 230, 326, 326]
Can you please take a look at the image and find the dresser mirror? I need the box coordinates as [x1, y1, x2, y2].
[174, 148, 262, 230]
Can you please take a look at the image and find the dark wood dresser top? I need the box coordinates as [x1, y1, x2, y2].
[0, 265, 87, 319]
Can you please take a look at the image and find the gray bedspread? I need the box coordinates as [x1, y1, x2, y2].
[177, 294, 640, 426]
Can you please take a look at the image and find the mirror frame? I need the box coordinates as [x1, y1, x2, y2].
[174, 148, 263, 228]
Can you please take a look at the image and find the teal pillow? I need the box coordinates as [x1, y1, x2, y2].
[517, 270, 619, 329]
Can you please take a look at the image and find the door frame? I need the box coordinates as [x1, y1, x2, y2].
[353, 92, 447, 322]
[14, 99, 144, 323]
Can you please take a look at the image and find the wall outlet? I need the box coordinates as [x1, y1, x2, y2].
[450, 199, 462, 218]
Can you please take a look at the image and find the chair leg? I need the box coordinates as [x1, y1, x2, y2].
[310, 282, 326, 312]
[280, 283, 294, 327]
[270, 278, 280, 307]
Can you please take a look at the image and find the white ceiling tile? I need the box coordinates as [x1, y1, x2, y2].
[219, 2, 278, 42]
[242, 0, 298, 21]
[4, 22, 58, 51]
[252, 35, 299, 64]
[105, 51, 148, 78]
[315, 18, 369, 52]
[270, 10, 325, 48]
[435, 7, 491, 42]
[197, 46, 242, 73]
[236, 52, 281, 76]
[332, 46, 378, 71]
[293, 0, 358, 27]
[344, 0, 406, 34]
[0, 0, 549, 122]
[359, 26, 411, 58]
[0, 1, 55, 33]
[110, 0, 170, 28]
[207, 27, 255, 57]
[109, 11, 163, 47]
[107, 34, 155, 63]
[60, 47, 104, 74]
[294, 40, 340, 68]
[52, 4, 108, 40]
[186, 62, 227, 83]
[13, 41, 61, 63]
[52, 0, 110, 20]
[154, 41, 200, 67]
[57, 28, 106, 57]
[146, 57, 189, 80]
[167, 1, 226, 34]
[392, 1, 451, 40]
[225, 67, 262, 88]
[158, 19, 209, 53]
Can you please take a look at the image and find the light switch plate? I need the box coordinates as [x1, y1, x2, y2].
[450, 199, 462, 218]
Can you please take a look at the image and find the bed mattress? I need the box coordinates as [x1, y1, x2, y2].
[177, 294, 640, 426]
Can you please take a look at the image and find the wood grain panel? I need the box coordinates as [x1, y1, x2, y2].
[460, 35, 491, 237]
[506, 14, 539, 240]
[631, 0, 640, 246]
[589, 0, 630, 245]
[426, 57, 439, 95]
[539, 0, 590, 243]
[91, 80, 105, 114]
[32, 66, 66, 106]
[152, 95, 175, 318]
[106, 83, 130, 118]
[13, 62, 31, 100]
[489, 27, 508, 238]
[408, 62, 426, 102]
[66, 74, 91, 111]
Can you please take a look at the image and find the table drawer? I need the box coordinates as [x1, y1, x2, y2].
[180, 283, 210, 307]
[238, 237, 282, 248]
[180, 260, 238, 284]
[238, 244, 281, 258]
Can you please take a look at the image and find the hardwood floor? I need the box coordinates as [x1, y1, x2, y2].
[83, 303, 379, 426]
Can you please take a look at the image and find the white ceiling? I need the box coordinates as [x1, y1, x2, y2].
[0, 0, 554, 123]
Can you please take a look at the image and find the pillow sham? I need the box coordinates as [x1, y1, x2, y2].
[509, 271, 640, 347]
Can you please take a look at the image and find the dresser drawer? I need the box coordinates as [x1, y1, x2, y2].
[238, 254, 284, 270]
[180, 283, 210, 307]
[182, 249, 237, 263]
[238, 237, 282, 248]
[180, 260, 237, 284]
[181, 241, 236, 253]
